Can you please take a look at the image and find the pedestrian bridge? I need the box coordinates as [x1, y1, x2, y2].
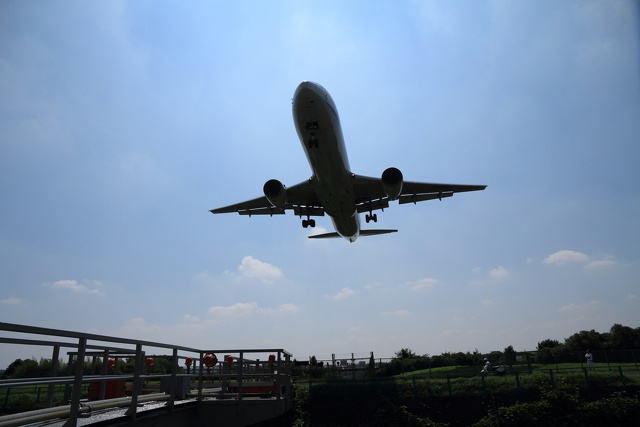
[0, 322, 293, 426]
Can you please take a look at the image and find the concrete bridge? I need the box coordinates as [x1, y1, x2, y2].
[0, 322, 293, 426]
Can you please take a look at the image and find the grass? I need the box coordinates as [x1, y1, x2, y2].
[399, 362, 640, 378]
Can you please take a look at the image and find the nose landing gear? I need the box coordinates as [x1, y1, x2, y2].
[365, 213, 378, 223]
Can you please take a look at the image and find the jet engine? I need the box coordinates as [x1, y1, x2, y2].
[381, 167, 403, 201]
[263, 179, 287, 209]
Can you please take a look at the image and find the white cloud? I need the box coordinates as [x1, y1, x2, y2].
[543, 250, 589, 265]
[481, 299, 494, 307]
[183, 314, 200, 322]
[543, 250, 617, 270]
[309, 226, 329, 237]
[238, 256, 283, 282]
[558, 300, 600, 313]
[209, 302, 259, 317]
[489, 266, 508, 279]
[382, 309, 410, 317]
[208, 302, 300, 317]
[586, 257, 617, 269]
[1, 297, 22, 305]
[471, 266, 508, 285]
[406, 278, 438, 291]
[326, 287, 355, 301]
[51, 279, 104, 296]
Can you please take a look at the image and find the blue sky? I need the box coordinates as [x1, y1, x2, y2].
[1, 1, 639, 368]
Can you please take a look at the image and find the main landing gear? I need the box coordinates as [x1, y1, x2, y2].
[302, 218, 316, 228]
[365, 213, 378, 223]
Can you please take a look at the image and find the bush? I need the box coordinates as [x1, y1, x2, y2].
[472, 390, 640, 427]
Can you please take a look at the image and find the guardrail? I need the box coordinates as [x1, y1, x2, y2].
[0, 322, 292, 427]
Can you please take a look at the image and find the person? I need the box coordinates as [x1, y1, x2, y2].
[585, 350, 594, 369]
[480, 360, 490, 375]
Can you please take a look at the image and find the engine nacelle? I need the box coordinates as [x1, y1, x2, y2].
[263, 179, 287, 209]
[381, 167, 403, 201]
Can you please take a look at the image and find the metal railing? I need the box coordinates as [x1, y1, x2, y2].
[0, 322, 292, 427]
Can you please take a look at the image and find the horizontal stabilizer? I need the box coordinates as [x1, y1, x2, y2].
[308, 232, 341, 239]
[359, 229, 398, 236]
[308, 229, 398, 239]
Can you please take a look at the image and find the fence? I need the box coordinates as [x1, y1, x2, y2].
[0, 322, 292, 426]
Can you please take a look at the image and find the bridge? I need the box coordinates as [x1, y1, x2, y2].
[0, 322, 293, 426]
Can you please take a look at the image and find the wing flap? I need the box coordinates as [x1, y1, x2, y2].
[398, 192, 453, 205]
[356, 198, 389, 214]
[293, 206, 325, 217]
[238, 207, 285, 216]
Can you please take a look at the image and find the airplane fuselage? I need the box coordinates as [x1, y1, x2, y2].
[292, 82, 361, 242]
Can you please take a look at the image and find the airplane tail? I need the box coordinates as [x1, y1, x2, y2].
[308, 229, 397, 239]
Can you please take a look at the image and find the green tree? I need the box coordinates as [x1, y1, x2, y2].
[564, 329, 606, 352]
[395, 348, 416, 359]
[609, 324, 640, 349]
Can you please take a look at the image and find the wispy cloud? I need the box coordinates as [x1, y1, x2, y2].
[586, 257, 617, 269]
[543, 250, 616, 269]
[325, 287, 355, 301]
[238, 256, 283, 283]
[405, 278, 439, 291]
[543, 250, 589, 265]
[208, 302, 300, 317]
[558, 300, 600, 313]
[50, 279, 104, 296]
[1, 297, 22, 305]
[489, 266, 508, 279]
[382, 309, 410, 317]
[471, 266, 509, 285]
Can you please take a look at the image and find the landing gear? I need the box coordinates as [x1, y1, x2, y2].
[365, 213, 378, 223]
[302, 218, 316, 228]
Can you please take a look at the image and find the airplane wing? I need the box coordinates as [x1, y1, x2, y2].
[209, 180, 325, 217]
[352, 174, 486, 213]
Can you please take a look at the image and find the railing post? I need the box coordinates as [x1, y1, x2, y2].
[197, 352, 204, 405]
[167, 347, 178, 411]
[125, 344, 144, 421]
[46, 345, 60, 407]
[63, 353, 74, 403]
[99, 349, 109, 400]
[276, 351, 282, 399]
[63, 337, 87, 427]
[446, 375, 452, 396]
[238, 352, 244, 414]
[549, 369, 555, 386]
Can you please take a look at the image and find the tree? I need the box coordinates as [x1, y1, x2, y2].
[537, 339, 561, 351]
[395, 348, 416, 359]
[609, 324, 640, 349]
[563, 329, 606, 352]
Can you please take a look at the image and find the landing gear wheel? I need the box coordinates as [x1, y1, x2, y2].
[302, 219, 308, 228]
[309, 219, 316, 227]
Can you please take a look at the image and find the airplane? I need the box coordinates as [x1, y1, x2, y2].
[210, 81, 486, 242]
